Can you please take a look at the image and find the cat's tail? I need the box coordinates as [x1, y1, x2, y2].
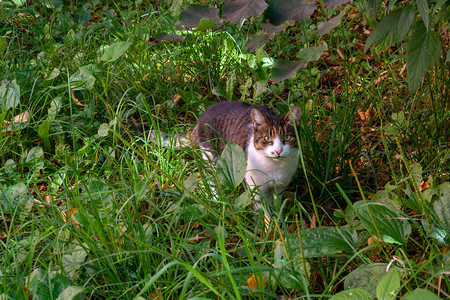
[146, 130, 193, 148]
[135, 123, 194, 149]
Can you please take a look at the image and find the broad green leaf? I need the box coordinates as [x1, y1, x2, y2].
[216, 143, 247, 188]
[429, 182, 450, 244]
[44, 0, 63, 9]
[88, 181, 114, 221]
[28, 268, 80, 299]
[0, 37, 6, 53]
[76, 6, 91, 24]
[62, 245, 88, 281]
[79, 64, 102, 75]
[267, 0, 316, 25]
[272, 60, 308, 83]
[384, 111, 409, 138]
[315, 10, 345, 35]
[46, 68, 61, 81]
[196, 18, 219, 31]
[48, 96, 62, 121]
[297, 44, 328, 61]
[407, 22, 442, 92]
[376, 269, 401, 300]
[134, 180, 149, 200]
[234, 190, 252, 211]
[12, 0, 26, 6]
[416, 0, 429, 30]
[274, 238, 311, 289]
[364, 0, 382, 21]
[68, 71, 96, 91]
[279, 226, 357, 259]
[301, 226, 358, 256]
[353, 201, 411, 244]
[97, 123, 109, 137]
[55, 286, 85, 300]
[344, 264, 391, 298]
[330, 288, 371, 300]
[365, 6, 415, 52]
[0, 79, 20, 111]
[409, 162, 423, 188]
[72, 212, 104, 237]
[222, 0, 268, 26]
[25, 146, 45, 172]
[38, 118, 50, 150]
[0, 183, 33, 219]
[101, 41, 131, 63]
[174, 5, 221, 28]
[402, 288, 440, 299]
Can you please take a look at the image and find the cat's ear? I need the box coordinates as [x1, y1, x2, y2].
[284, 106, 302, 127]
[251, 108, 270, 127]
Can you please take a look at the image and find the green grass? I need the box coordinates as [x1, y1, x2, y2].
[0, 0, 449, 299]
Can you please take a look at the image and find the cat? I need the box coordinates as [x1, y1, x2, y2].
[148, 101, 302, 211]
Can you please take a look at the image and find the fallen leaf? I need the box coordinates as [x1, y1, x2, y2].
[420, 181, 430, 192]
[72, 91, 85, 106]
[6, 110, 30, 124]
[173, 94, 181, 106]
[336, 48, 344, 59]
[368, 235, 383, 246]
[188, 231, 213, 243]
[247, 274, 266, 293]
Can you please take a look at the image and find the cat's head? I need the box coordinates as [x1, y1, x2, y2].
[251, 107, 302, 159]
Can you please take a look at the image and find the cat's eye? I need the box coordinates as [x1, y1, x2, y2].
[264, 136, 272, 142]
[282, 135, 291, 142]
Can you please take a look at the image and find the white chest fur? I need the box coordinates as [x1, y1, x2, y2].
[245, 136, 299, 203]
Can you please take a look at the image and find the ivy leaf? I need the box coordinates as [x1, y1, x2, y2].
[266, 0, 316, 25]
[101, 41, 131, 63]
[315, 10, 346, 35]
[272, 60, 308, 83]
[407, 22, 442, 92]
[174, 5, 221, 28]
[222, 0, 268, 26]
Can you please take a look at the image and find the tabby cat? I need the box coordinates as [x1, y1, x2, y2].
[151, 101, 301, 210]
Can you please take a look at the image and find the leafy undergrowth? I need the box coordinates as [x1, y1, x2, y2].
[0, 0, 449, 299]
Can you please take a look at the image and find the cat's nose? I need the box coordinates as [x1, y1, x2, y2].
[273, 149, 282, 156]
